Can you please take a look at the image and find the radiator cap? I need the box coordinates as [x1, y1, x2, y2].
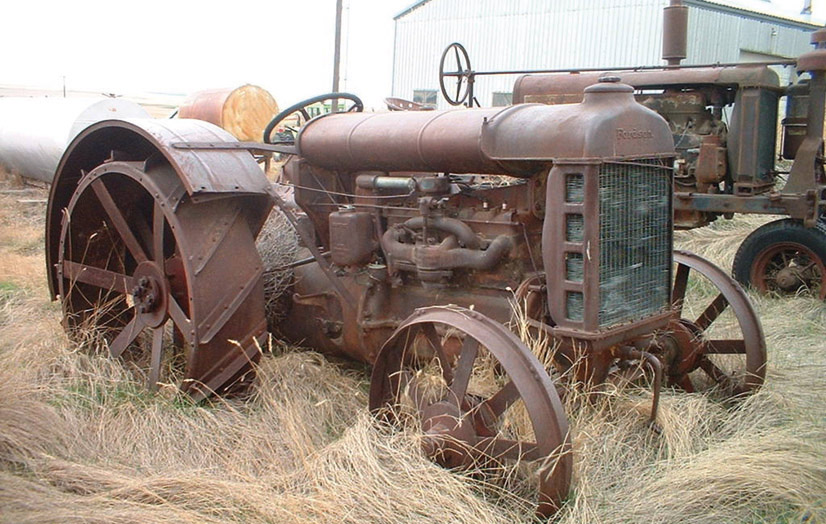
[584, 75, 634, 94]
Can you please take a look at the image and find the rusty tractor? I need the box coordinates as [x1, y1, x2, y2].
[439, 0, 826, 299]
[45, 76, 767, 516]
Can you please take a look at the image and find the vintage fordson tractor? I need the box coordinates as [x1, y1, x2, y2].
[45, 78, 766, 516]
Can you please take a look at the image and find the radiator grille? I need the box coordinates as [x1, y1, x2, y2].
[566, 214, 584, 242]
[598, 160, 671, 327]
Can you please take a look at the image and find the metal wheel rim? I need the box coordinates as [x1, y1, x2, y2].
[369, 306, 571, 517]
[670, 250, 767, 395]
[750, 240, 826, 299]
[57, 161, 267, 399]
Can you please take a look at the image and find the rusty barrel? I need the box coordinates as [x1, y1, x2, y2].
[178, 84, 279, 142]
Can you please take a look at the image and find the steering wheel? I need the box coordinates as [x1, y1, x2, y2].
[263, 92, 364, 144]
[439, 43, 473, 107]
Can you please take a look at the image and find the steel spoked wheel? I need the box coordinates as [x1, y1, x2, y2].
[733, 218, 826, 300]
[665, 251, 767, 396]
[57, 160, 267, 400]
[369, 306, 571, 517]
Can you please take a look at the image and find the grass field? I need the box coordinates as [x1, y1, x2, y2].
[0, 171, 824, 523]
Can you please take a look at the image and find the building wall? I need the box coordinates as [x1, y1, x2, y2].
[392, 0, 818, 109]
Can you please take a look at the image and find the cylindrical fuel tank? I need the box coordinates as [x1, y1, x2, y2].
[297, 80, 674, 175]
[0, 97, 150, 183]
[178, 84, 278, 142]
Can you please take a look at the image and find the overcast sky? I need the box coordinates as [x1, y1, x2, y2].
[0, 0, 820, 111]
[0, 0, 412, 110]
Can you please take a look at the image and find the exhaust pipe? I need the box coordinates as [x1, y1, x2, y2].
[663, 0, 688, 67]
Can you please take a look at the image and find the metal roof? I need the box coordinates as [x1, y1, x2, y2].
[394, 0, 435, 20]
[395, 0, 822, 28]
[685, 0, 820, 28]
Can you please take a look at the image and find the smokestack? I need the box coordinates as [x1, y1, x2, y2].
[663, 0, 688, 67]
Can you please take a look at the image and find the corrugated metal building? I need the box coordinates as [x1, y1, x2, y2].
[391, 0, 821, 109]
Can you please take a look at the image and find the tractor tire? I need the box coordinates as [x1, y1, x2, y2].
[732, 218, 826, 299]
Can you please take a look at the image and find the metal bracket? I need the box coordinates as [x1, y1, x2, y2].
[171, 141, 297, 156]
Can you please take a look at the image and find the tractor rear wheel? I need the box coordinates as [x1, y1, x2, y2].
[56, 160, 267, 400]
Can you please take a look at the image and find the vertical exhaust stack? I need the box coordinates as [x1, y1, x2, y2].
[663, 0, 688, 66]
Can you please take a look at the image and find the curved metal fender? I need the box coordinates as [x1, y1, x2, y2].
[46, 118, 273, 298]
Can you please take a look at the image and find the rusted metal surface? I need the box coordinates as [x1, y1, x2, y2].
[264, 81, 765, 515]
[513, 65, 783, 104]
[501, 6, 826, 284]
[178, 88, 234, 129]
[662, 0, 688, 67]
[45, 73, 769, 517]
[368, 306, 572, 517]
[297, 80, 673, 176]
[177, 85, 279, 142]
[55, 160, 269, 399]
[47, 119, 272, 399]
[46, 118, 272, 298]
[733, 219, 826, 299]
[665, 251, 767, 393]
[384, 97, 435, 111]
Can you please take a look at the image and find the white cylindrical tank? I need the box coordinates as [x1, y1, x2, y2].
[0, 97, 150, 182]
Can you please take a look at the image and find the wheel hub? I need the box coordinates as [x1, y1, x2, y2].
[775, 266, 806, 291]
[421, 401, 477, 468]
[655, 319, 706, 381]
[131, 261, 169, 328]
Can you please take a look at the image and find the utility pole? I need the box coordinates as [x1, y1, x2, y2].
[332, 0, 343, 112]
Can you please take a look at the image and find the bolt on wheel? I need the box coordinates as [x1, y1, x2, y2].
[663, 251, 767, 397]
[369, 306, 572, 517]
[57, 160, 267, 399]
[733, 218, 826, 300]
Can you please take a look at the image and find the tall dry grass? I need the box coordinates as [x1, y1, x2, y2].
[0, 173, 824, 523]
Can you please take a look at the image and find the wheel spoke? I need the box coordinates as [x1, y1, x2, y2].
[672, 263, 690, 312]
[697, 357, 738, 392]
[421, 323, 454, 384]
[153, 201, 165, 264]
[476, 436, 541, 462]
[455, 76, 462, 101]
[167, 294, 193, 344]
[706, 339, 746, 354]
[453, 45, 461, 70]
[63, 260, 134, 294]
[148, 325, 164, 391]
[478, 380, 519, 419]
[91, 178, 148, 263]
[448, 336, 479, 403]
[369, 307, 572, 518]
[108, 315, 146, 358]
[695, 293, 728, 330]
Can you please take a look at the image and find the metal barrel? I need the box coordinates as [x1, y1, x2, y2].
[0, 97, 149, 182]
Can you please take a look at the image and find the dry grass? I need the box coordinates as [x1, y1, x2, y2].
[0, 170, 824, 523]
[256, 209, 298, 326]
